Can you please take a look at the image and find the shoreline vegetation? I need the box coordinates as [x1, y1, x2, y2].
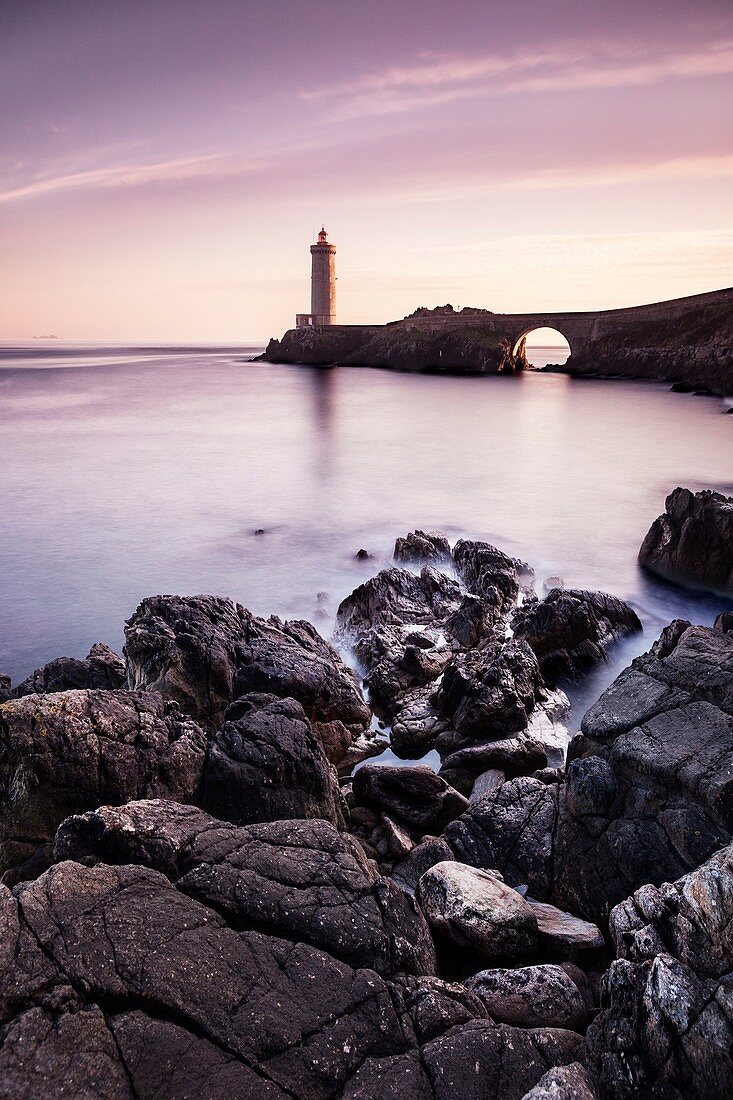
[0, 493, 732, 1097]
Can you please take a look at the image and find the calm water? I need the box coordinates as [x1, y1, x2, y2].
[1, 343, 731, 729]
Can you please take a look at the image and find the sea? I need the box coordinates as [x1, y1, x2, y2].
[1, 341, 731, 735]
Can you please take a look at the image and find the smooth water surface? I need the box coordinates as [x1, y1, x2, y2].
[1, 343, 731, 727]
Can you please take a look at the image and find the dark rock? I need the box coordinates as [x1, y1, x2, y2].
[452, 539, 530, 613]
[342, 1022, 585, 1100]
[639, 486, 733, 592]
[438, 621, 733, 923]
[716, 609, 733, 633]
[355, 548, 371, 560]
[0, 689, 206, 882]
[13, 642, 126, 696]
[438, 640, 543, 739]
[465, 964, 587, 1030]
[528, 900, 605, 963]
[54, 799, 434, 977]
[124, 594, 371, 764]
[390, 685, 451, 757]
[439, 735, 547, 795]
[353, 764, 468, 834]
[200, 693, 345, 828]
[587, 841, 733, 1098]
[337, 567, 461, 649]
[418, 861, 538, 961]
[0, 675, 11, 703]
[512, 589, 642, 684]
[445, 594, 495, 648]
[0, 854, 582, 1097]
[393, 835, 456, 893]
[394, 529, 452, 564]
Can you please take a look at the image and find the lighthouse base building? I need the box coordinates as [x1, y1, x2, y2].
[296, 227, 336, 328]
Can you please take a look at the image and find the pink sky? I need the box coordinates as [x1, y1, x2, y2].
[1, 0, 732, 341]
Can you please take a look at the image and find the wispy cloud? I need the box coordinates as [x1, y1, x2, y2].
[304, 37, 733, 119]
[0, 151, 266, 204]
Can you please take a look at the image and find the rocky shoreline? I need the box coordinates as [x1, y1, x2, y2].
[0, 511, 732, 1098]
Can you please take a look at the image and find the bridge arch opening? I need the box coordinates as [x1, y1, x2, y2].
[514, 327, 571, 369]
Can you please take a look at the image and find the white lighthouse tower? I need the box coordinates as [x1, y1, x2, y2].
[296, 228, 337, 328]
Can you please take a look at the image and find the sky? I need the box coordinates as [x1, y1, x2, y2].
[1, 0, 732, 341]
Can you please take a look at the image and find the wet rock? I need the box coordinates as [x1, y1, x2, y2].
[337, 567, 461, 653]
[124, 594, 371, 764]
[439, 621, 733, 923]
[452, 539, 531, 616]
[0, 689, 206, 882]
[0, 675, 11, 703]
[587, 841, 733, 1098]
[390, 684, 451, 757]
[520, 1063, 598, 1100]
[393, 835, 456, 893]
[418, 861, 537, 961]
[353, 764, 468, 835]
[355, 548, 371, 560]
[394, 529, 451, 564]
[13, 642, 126, 696]
[445, 594, 496, 648]
[438, 640, 543, 739]
[639, 486, 733, 592]
[54, 800, 435, 977]
[200, 693, 345, 828]
[512, 589, 642, 684]
[465, 964, 587, 1030]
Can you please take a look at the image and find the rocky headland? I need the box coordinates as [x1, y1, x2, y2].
[260, 287, 733, 395]
[0, 519, 732, 1097]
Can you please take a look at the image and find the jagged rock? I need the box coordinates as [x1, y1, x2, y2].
[716, 610, 733, 633]
[0, 689, 206, 883]
[439, 735, 547, 795]
[465, 965, 587, 1030]
[337, 567, 461, 645]
[353, 764, 467, 835]
[512, 589, 642, 683]
[124, 594, 371, 764]
[54, 800, 434, 977]
[639, 486, 733, 592]
[587, 841, 733, 1098]
[390, 684, 451, 758]
[379, 813, 415, 860]
[418, 861, 537, 960]
[0, 674, 11, 703]
[520, 1063, 598, 1100]
[436, 621, 733, 923]
[438, 640, 543, 739]
[0, 857, 581, 1098]
[394, 530, 451, 564]
[452, 539, 531, 615]
[445, 594, 496, 648]
[200, 693, 345, 828]
[13, 642, 126, 697]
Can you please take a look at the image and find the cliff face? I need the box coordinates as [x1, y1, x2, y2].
[263, 326, 525, 375]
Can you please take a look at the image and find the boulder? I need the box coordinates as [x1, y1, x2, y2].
[124, 594, 371, 764]
[394, 529, 452, 564]
[0, 854, 581, 1098]
[587, 841, 733, 1098]
[13, 642, 126, 696]
[452, 539, 532, 613]
[54, 800, 434, 977]
[336, 567, 461, 649]
[639, 486, 733, 592]
[353, 764, 468, 835]
[418, 861, 538, 961]
[512, 589, 642, 683]
[465, 964, 587, 1030]
[0, 675, 11, 703]
[200, 693, 345, 828]
[438, 640, 543, 739]
[528, 900, 605, 963]
[439, 735, 547, 795]
[0, 689, 206, 883]
[390, 684, 451, 758]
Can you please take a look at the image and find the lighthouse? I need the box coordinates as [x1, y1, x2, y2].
[296, 228, 336, 328]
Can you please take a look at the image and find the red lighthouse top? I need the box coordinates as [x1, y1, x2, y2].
[317, 227, 329, 244]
